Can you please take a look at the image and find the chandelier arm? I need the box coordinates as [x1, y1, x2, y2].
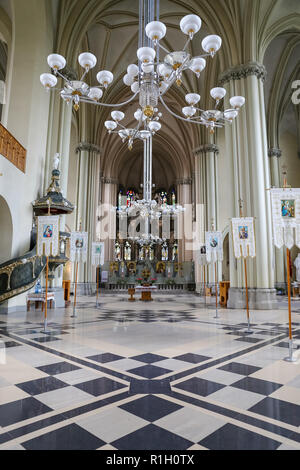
[183, 37, 191, 52]
[79, 92, 139, 108]
[79, 69, 89, 82]
[159, 95, 217, 126]
[157, 42, 171, 55]
[55, 70, 73, 87]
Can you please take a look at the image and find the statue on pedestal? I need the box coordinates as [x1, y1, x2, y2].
[294, 254, 300, 282]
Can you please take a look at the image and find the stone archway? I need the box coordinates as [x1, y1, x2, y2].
[0, 195, 13, 264]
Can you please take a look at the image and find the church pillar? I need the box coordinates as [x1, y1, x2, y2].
[194, 144, 220, 285]
[176, 178, 192, 262]
[219, 62, 277, 309]
[268, 148, 285, 288]
[75, 142, 101, 282]
[101, 177, 118, 263]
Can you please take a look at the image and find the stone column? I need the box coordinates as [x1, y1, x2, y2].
[101, 176, 118, 264]
[75, 142, 101, 282]
[268, 148, 285, 288]
[194, 144, 220, 284]
[219, 62, 277, 309]
[176, 178, 192, 262]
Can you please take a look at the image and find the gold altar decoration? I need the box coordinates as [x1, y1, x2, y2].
[156, 261, 166, 273]
[110, 262, 119, 273]
[174, 262, 183, 273]
[127, 261, 137, 274]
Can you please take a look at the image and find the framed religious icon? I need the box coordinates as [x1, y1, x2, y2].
[70, 231, 88, 262]
[37, 215, 59, 257]
[270, 188, 300, 249]
[205, 231, 223, 263]
[232, 217, 256, 259]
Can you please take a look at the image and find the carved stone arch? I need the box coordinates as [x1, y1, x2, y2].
[267, 35, 300, 148]
[259, 14, 300, 62]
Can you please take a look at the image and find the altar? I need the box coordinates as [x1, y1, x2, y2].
[135, 285, 158, 301]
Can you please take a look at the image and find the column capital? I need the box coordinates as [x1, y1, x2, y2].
[194, 144, 219, 155]
[176, 177, 192, 185]
[76, 142, 102, 154]
[218, 62, 267, 86]
[268, 148, 282, 158]
[101, 176, 118, 185]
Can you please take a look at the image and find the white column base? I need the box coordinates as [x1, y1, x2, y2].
[228, 287, 278, 310]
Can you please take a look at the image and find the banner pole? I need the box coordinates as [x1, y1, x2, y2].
[96, 265, 99, 307]
[44, 256, 49, 332]
[214, 261, 219, 319]
[203, 265, 206, 303]
[244, 257, 253, 334]
[71, 261, 79, 318]
[284, 248, 297, 362]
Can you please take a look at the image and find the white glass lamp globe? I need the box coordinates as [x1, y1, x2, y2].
[180, 15, 202, 38]
[78, 52, 97, 70]
[97, 70, 114, 87]
[123, 74, 134, 86]
[134, 109, 143, 121]
[157, 63, 172, 79]
[149, 121, 161, 133]
[182, 106, 196, 118]
[137, 47, 156, 64]
[131, 82, 140, 94]
[142, 63, 154, 73]
[145, 21, 167, 41]
[105, 121, 117, 131]
[224, 110, 238, 120]
[88, 87, 103, 101]
[159, 81, 169, 94]
[127, 64, 139, 77]
[60, 90, 71, 103]
[47, 54, 66, 71]
[189, 58, 206, 76]
[202, 35, 222, 55]
[111, 110, 125, 122]
[185, 93, 201, 106]
[210, 87, 227, 101]
[40, 73, 57, 88]
[230, 96, 245, 109]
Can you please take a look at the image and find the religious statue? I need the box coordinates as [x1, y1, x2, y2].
[124, 242, 131, 261]
[115, 241, 121, 261]
[162, 242, 168, 261]
[172, 243, 178, 261]
[139, 246, 144, 261]
[294, 254, 300, 282]
[53, 153, 60, 170]
[172, 191, 176, 207]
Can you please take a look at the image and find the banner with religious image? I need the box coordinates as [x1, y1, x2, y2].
[205, 231, 223, 263]
[231, 217, 256, 259]
[70, 231, 88, 263]
[92, 242, 105, 266]
[270, 188, 300, 249]
[37, 216, 59, 257]
[197, 245, 208, 266]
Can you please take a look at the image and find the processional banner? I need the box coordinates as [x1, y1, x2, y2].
[197, 245, 208, 266]
[37, 216, 59, 257]
[270, 188, 300, 249]
[231, 217, 256, 259]
[92, 242, 105, 266]
[70, 231, 88, 263]
[205, 231, 223, 263]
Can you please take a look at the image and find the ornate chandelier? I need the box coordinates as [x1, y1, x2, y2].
[40, 11, 245, 151]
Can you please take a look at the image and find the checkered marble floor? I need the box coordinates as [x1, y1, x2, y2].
[0, 293, 300, 450]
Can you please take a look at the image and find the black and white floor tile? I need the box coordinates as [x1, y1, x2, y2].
[0, 293, 300, 450]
